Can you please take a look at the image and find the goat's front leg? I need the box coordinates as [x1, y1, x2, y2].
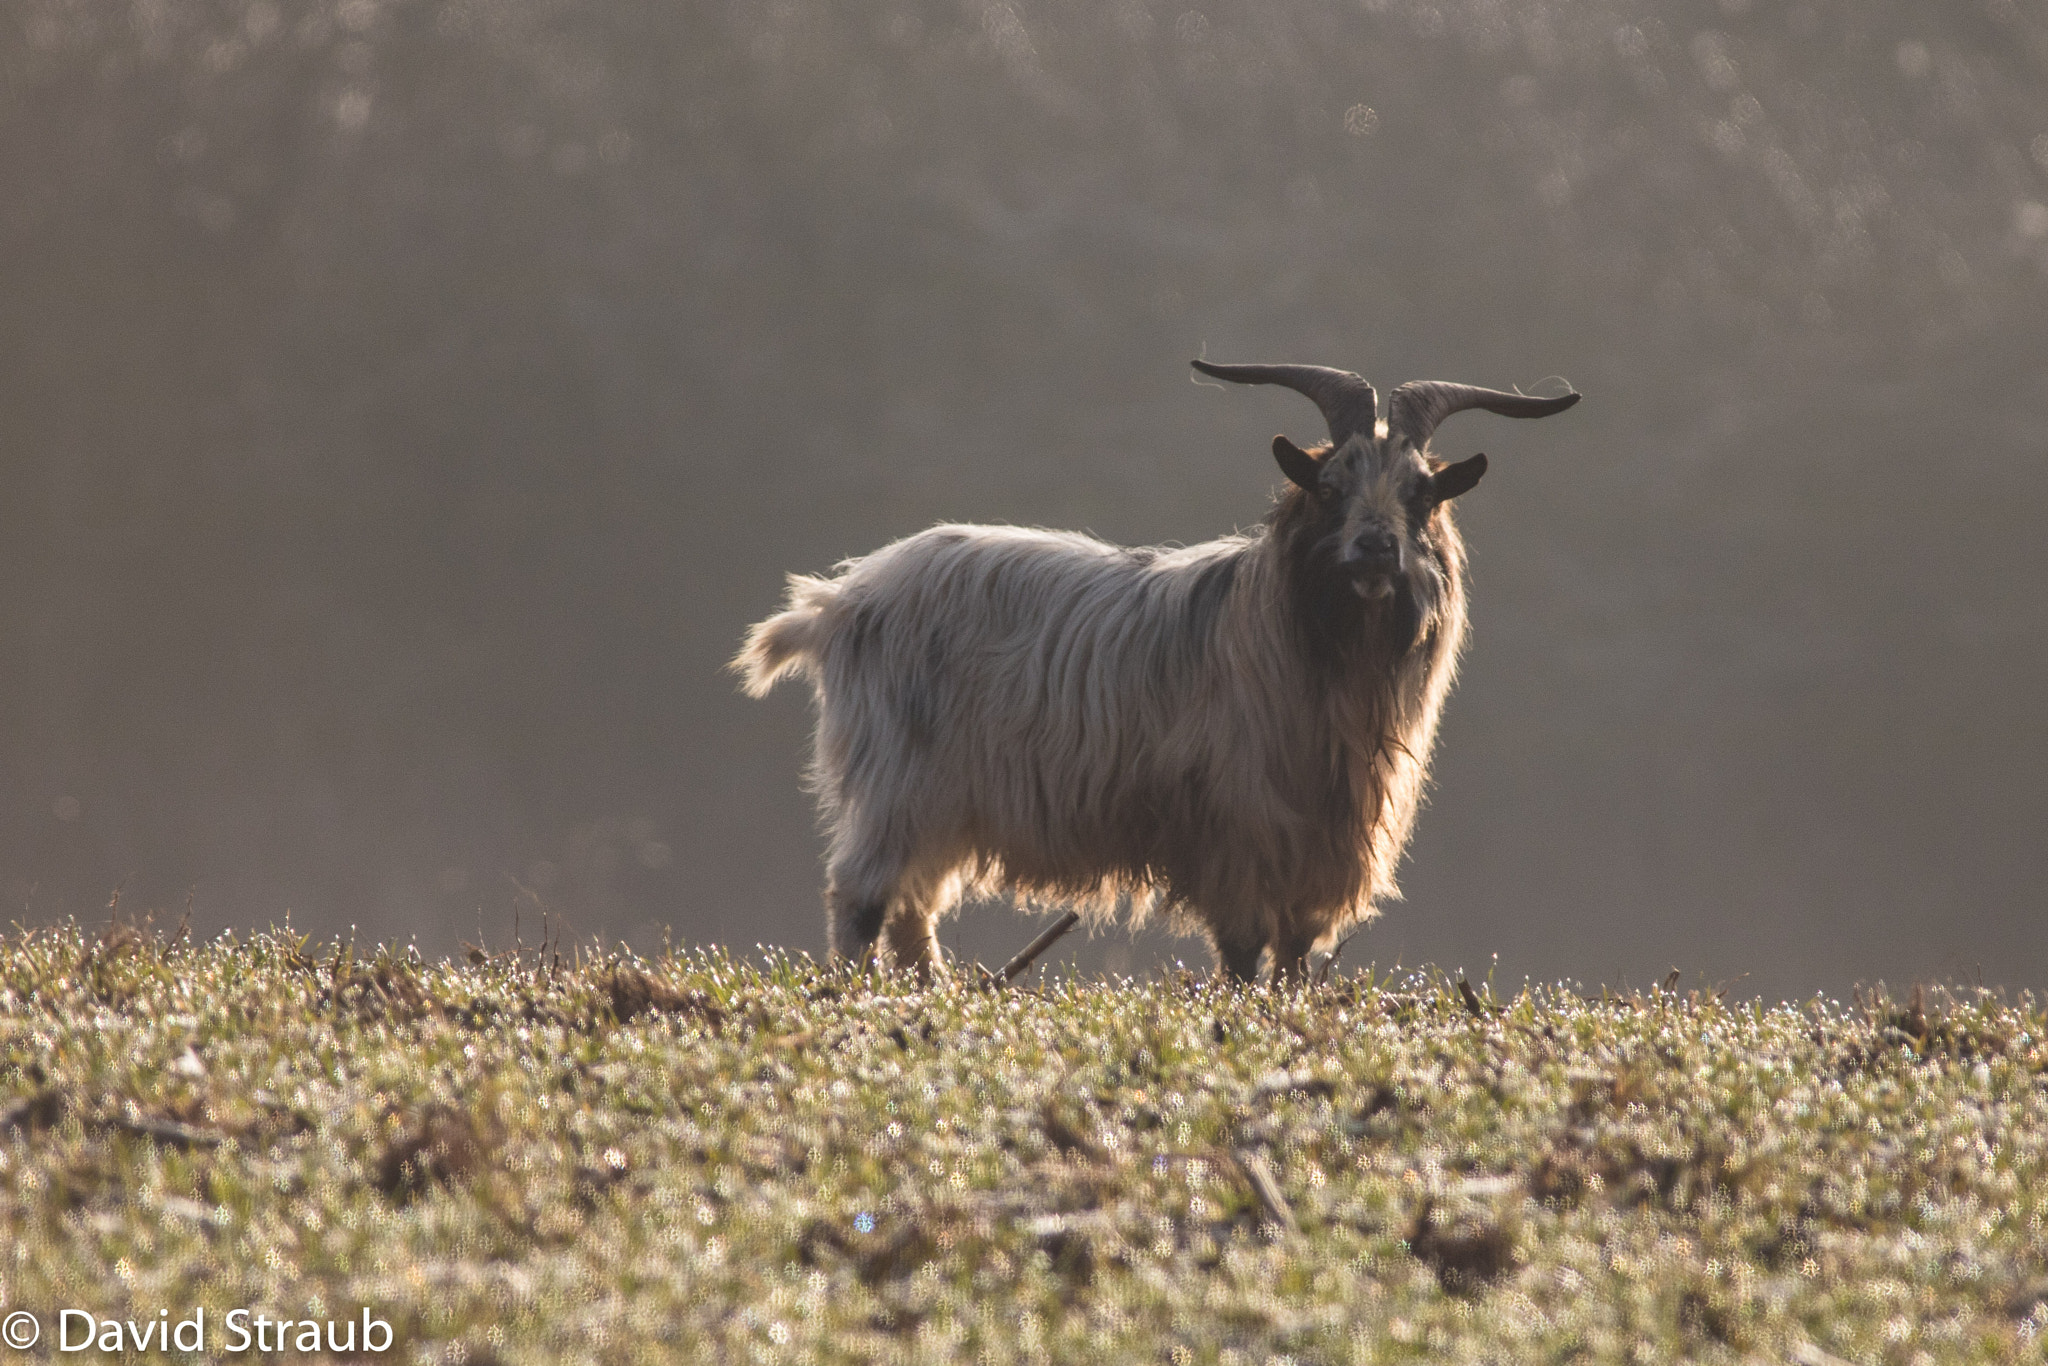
[1212, 926, 1268, 985]
[1270, 935, 1316, 986]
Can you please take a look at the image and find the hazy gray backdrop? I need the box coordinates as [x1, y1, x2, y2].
[5, 0, 2045, 1000]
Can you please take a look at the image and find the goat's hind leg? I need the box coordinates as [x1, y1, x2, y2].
[823, 822, 920, 973]
[825, 882, 889, 971]
[884, 903, 947, 984]
[885, 865, 963, 983]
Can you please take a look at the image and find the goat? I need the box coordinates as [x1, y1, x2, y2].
[735, 361, 1578, 982]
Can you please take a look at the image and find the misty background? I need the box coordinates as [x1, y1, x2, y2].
[4, 0, 2044, 1001]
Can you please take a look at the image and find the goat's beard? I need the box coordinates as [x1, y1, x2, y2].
[1380, 578, 1425, 655]
[1275, 502, 1441, 672]
[1299, 563, 1430, 661]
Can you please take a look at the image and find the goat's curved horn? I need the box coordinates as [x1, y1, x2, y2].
[1386, 381, 1580, 449]
[1191, 360, 1379, 450]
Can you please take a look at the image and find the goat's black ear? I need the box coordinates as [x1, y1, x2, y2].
[1272, 435, 1324, 492]
[1430, 452, 1487, 503]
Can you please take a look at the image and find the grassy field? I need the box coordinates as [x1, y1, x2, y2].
[2, 923, 2046, 1365]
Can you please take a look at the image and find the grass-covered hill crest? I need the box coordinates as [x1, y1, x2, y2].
[3, 923, 2047, 1365]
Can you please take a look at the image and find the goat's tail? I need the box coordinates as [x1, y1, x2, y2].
[732, 573, 841, 697]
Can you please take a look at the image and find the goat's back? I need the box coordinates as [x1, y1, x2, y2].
[812, 522, 1260, 786]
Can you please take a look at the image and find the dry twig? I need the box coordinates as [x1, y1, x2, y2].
[1232, 1149, 1298, 1233]
[986, 911, 1081, 988]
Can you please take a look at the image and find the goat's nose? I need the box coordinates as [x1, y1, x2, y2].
[1343, 533, 1402, 573]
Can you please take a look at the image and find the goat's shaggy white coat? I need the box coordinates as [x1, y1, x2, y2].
[737, 437, 1468, 981]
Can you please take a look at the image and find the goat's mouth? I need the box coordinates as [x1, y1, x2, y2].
[1350, 576, 1397, 601]
[1336, 542, 1405, 602]
[1339, 558, 1401, 601]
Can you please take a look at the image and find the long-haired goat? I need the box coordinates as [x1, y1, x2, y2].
[736, 361, 1578, 982]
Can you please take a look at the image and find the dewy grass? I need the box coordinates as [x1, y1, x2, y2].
[2, 923, 2046, 1365]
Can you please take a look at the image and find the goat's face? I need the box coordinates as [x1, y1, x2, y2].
[1187, 356, 1577, 653]
[1276, 432, 1485, 648]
